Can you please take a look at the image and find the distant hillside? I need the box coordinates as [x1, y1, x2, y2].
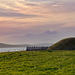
[0, 43, 52, 48]
[0, 43, 31, 48]
[48, 37, 75, 50]
[32, 43, 53, 47]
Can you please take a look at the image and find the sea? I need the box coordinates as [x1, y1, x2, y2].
[0, 47, 26, 52]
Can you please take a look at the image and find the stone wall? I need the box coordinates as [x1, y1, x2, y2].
[26, 47, 48, 51]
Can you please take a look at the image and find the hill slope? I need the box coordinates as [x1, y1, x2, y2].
[48, 37, 75, 50]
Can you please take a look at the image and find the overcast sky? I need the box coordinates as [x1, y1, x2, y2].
[0, 0, 75, 44]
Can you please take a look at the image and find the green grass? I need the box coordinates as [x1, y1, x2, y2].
[0, 50, 75, 75]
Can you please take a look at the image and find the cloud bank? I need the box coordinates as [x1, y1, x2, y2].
[0, 0, 75, 44]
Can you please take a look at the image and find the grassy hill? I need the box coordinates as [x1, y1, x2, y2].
[48, 38, 75, 50]
[0, 50, 75, 75]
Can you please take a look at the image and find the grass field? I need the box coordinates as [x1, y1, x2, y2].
[0, 50, 75, 75]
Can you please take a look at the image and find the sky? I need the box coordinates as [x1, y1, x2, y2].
[0, 0, 75, 44]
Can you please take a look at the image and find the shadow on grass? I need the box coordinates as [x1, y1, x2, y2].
[47, 50, 53, 52]
[39, 67, 59, 71]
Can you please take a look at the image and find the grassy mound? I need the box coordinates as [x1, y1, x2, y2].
[48, 37, 75, 50]
[0, 50, 75, 75]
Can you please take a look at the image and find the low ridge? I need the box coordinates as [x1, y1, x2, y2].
[48, 37, 75, 50]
